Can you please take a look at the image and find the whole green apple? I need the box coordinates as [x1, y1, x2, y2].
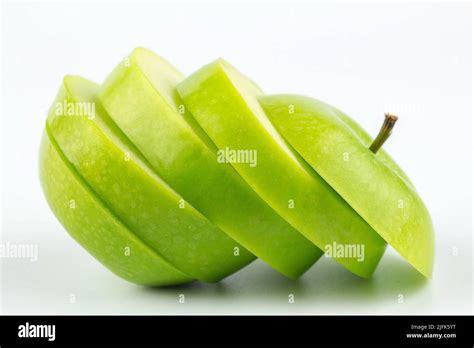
[39, 48, 434, 285]
[177, 59, 388, 278]
[42, 75, 255, 283]
[97, 48, 322, 278]
[258, 95, 434, 277]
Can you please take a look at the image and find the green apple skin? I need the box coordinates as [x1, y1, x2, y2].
[98, 48, 322, 278]
[259, 95, 434, 277]
[39, 131, 193, 286]
[177, 60, 387, 278]
[46, 75, 255, 282]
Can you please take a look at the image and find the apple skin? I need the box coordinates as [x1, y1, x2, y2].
[259, 95, 434, 277]
[98, 48, 322, 278]
[177, 59, 387, 278]
[45, 75, 255, 282]
[39, 131, 193, 286]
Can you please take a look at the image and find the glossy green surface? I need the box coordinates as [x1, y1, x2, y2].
[39, 131, 192, 286]
[98, 48, 322, 278]
[46, 76, 255, 282]
[177, 60, 387, 278]
[259, 95, 434, 277]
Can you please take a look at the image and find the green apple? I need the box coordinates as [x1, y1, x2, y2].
[44, 75, 255, 283]
[98, 48, 322, 278]
[177, 59, 387, 278]
[39, 131, 192, 286]
[258, 95, 434, 277]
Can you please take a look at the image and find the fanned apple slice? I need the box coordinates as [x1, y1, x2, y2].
[259, 95, 434, 277]
[46, 75, 255, 282]
[98, 48, 322, 278]
[39, 131, 193, 286]
[177, 59, 387, 278]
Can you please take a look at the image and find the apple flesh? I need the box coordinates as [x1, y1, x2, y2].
[259, 95, 434, 277]
[39, 131, 193, 286]
[45, 75, 255, 282]
[177, 59, 387, 278]
[98, 48, 322, 278]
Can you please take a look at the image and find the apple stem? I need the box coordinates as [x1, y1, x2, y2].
[369, 113, 398, 153]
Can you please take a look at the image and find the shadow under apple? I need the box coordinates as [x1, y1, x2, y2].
[140, 248, 428, 306]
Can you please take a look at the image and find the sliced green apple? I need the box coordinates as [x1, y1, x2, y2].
[97, 48, 322, 278]
[259, 95, 434, 277]
[39, 131, 192, 286]
[46, 75, 255, 282]
[177, 59, 388, 278]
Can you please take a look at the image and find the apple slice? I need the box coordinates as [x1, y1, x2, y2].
[177, 59, 388, 278]
[259, 95, 434, 277]
[98, 48, 322, 278]
[46, 75, 255, 282]
[39, 131, 192, 286]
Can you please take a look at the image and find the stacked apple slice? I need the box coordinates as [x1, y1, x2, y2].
[39, 47, 434, 286]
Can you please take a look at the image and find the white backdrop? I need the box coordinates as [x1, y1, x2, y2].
[1, 1, 472, 314]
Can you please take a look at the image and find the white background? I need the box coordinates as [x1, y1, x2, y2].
[1, 1, 472, 314]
